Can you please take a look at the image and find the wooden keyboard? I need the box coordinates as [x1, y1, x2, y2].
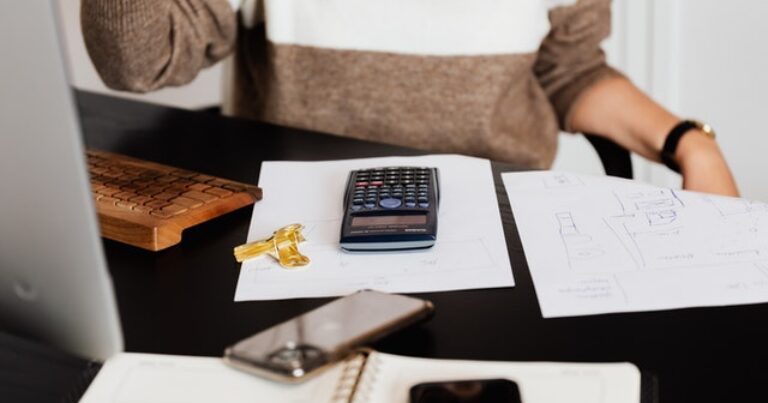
[87, 149, 262, 251]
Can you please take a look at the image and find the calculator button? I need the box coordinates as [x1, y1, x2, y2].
[370, 181, 384, 186]
[418, 197, 429, 203]
[364, 202, 376, 209]
[419, 201, 430, 208]
[355, 181, 369, 186]
[405, 200, 417, 208]
[379, 198, 402, 209]
[353, 198, 364, 204]
[351, 204, 363, 211]
[365, 197, 377, 203]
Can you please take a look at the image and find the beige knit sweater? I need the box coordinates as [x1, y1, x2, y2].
[81, 0, 619, 168]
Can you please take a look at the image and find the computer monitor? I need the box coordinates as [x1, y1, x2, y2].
[0, 1, 122, 360]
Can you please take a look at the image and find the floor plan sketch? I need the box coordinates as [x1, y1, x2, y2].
[503, 171, 768, 317]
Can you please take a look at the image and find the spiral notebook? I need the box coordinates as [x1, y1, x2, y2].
[80, 351, 642, 403]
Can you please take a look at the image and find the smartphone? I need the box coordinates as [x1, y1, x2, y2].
[340, 167, 440, 251]
[410, 379, 522, 403]
[223, 290, 434, 382]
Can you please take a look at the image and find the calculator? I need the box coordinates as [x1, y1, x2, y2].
[340, 167, 439, 251]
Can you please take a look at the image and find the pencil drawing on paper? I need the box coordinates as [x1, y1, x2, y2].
[504, 171, 768, 317]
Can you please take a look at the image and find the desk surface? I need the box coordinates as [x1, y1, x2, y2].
[78, 91, 768, 403]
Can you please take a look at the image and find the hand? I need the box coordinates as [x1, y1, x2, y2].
[676, 130, 739, 197]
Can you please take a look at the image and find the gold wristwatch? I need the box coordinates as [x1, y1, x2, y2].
[660, 119, 716, 172]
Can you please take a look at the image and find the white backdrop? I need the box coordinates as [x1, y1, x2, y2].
[61, 0, 768, 200]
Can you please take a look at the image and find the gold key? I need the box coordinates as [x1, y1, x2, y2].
[234, 224, 310, 269]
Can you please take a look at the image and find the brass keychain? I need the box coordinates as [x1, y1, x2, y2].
[234, 224, 310, 268]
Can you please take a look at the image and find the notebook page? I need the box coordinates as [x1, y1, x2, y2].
[356, 352, 640, 403]
[80, 353, 345, 403]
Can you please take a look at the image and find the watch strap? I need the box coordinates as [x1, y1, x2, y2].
[661, 120, 699, 173]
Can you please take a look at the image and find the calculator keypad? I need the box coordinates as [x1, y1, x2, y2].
[349, 167, 434, 211]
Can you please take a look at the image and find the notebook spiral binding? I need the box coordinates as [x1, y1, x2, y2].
[330, 350, 382, 403]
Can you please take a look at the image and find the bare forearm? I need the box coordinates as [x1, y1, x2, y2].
[568, 76, 739, 196]
[568, 76, 677, 162]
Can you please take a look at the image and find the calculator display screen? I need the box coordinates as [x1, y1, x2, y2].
[351, 215, 427, 227]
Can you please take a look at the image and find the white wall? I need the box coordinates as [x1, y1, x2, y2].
[675, 0, 768, 201]
[61, 0, 768, 200]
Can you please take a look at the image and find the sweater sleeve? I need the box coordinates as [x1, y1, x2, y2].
[81, 0, 237, 93]
[533, 0, 623, 132]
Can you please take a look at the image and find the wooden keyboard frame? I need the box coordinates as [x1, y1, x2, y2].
[89, 150, 262, 251]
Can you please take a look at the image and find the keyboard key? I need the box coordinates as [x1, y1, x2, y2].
[161, 204, 188, 216]
[171, 196, 203, 209]
[182, 190, 218, 204]
[188, 183, 210, 192]
[112, 192, 137, 200]
[170, 169, 197, 179]
[155, 175, 177, 183]
[208, 179, 229, 188]
[129, 195, 153, 205]
[97, 187, 120, 196]
[150, 209, 174, 219]
[193, 174, 215, 183]
[152, 191, 180, 201]
[222, 184, 247, 193]
[139, 186, 165, 196]
[132, 205, 153, 213]
[116, 200, 137, 209]
[99, 196, 119, 205]
[145, 199, 171, 209]
[204, 187, 233, 198]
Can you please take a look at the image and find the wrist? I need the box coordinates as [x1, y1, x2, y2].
[660, 120, 716, 172]
[675, 129, 722, 173]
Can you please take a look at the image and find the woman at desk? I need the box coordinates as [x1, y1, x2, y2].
[81, 0, 738, 196]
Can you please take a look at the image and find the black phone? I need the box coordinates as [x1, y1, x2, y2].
[410, 378, 522, 403]
[340, 166, 439, 251]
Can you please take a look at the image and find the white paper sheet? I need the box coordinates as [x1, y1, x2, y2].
[234, 155, 513, 301]
[366, 351, 640, 403]
[81, 352, 639, 403]
[503, 171, 768, 318]
[79, 353, 344, 403]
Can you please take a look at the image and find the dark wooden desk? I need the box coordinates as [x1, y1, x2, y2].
[77, 91, 768, 403]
